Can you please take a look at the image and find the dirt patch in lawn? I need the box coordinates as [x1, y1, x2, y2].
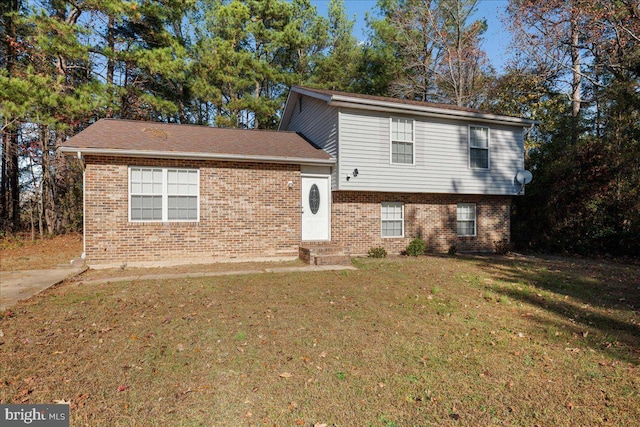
[0, 234, 83, 271]
[1, 254, 638, 426]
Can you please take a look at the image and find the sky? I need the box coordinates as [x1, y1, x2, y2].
[310, 0, 512, 72]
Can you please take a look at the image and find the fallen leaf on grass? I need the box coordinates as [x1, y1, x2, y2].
[53, 399, 70, 404]
[177, 344, 184, 352]
[279, 372, 292, 378]
[72, 393, 90, 409]
[117, 385, 129, 392]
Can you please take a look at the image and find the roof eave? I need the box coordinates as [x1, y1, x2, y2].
[58, 146, 336, 166]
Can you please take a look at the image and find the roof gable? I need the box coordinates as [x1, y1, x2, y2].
[59, 119, 334, 165]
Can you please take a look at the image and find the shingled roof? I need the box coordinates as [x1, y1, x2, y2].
[59, 119, 334, 165]
[280, 86, 537, 129]
[294, 85, 486, 114]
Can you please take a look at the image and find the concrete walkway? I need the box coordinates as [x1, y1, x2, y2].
[0, 266, 88, 310]
[0, 264, 357, 310]
[77, 264, 357, 285]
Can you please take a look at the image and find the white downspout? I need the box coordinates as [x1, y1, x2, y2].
[78, 151, 86, 259]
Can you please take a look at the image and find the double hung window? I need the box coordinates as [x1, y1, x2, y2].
[391, 118, 414, 164]
[457, 203, 476, 236]
[129, 167, 199, 222]
[381, 202, 404, 237]
[469, 126, 489, 169]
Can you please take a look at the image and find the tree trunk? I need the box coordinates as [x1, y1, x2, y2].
[1, 0, 21, 233]
[253, 82, 261, 129]
[107, 15, 115, 86]
[570, 11, 581, 144]
[1, 129, 20, 232]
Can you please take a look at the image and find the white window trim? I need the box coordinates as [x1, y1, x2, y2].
[468, 125, 490, 170]
[129, 166, 200, 223]
[381, 202, 405, 238]
[390, 117, 416, 166]
[457, 203, 477, 237]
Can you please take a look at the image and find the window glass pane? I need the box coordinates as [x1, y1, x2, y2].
[131, 195, 162, 220]
[168, 196, 197, 220]
[131, 196, 141, 209]
[392, 142, 413, 164]
[188, 170, 197, 185]
[392, 118, 413, 142]
[382, 220, 402, 237]
[131, 168, 163, 194]
[470, 148, 489, 169]
[167, 170, 197, 196]
[457, 221, 474, 236]
[167, 170, 177, 193]
[470, 127, 488, 148]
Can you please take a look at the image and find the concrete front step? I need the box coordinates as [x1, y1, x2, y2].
[299, 243, 351, 266]
[312, 254, 352, 266]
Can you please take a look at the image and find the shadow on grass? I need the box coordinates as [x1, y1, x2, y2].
[469, 255, 640, 365]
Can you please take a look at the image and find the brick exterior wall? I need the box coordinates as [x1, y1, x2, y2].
[331, 191, 511, 255]
[83, 156, 302, 264]
[83, 156, 511, 264]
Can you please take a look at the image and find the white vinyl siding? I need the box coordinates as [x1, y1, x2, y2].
[381, 202, 404, 237]
[129, 167, 199, 222]
[457, 203, 476, 236]
[391, 118, 414, 164]
[337, 109, 523, 195]
[286, 95, 339, 188]
[469, 126, 490, 169]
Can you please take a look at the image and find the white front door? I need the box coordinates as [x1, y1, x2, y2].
[301, 175, 330, 241]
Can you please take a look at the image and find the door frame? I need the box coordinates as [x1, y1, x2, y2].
[301, 173, 331, 241]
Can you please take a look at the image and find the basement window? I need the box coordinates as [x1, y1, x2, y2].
[129, 167, 199, 222]
[457, 203, 476, 237]
[381, 202, 404, 237]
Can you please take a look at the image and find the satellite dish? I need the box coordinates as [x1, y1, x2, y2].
[515, 170, 533, 185]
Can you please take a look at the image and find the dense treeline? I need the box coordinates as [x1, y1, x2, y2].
[1, 0, 638, 257]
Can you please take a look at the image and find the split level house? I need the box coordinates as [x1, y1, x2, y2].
[59, 86, 536, 266]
